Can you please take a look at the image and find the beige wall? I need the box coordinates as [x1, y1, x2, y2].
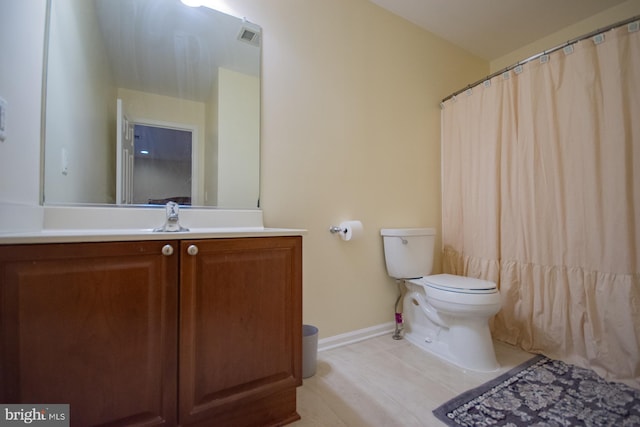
[227, 0, 487, 337]
[217, 68, 260, 208]
[491, 0, 640, 72]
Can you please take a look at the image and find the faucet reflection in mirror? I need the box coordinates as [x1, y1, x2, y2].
[42, 0, 261, 209]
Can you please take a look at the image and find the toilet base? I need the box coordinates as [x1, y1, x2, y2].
[403, 324, 500, 372]
[402, 287, 500, 372]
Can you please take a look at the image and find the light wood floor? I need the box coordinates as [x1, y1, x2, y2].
[291, 335, 533, 426]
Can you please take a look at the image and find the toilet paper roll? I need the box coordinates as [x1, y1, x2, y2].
[339, 220, 363, 241]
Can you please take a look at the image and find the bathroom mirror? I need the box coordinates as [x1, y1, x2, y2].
[42, 0, 261, 208]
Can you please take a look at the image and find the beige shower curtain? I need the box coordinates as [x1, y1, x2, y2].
[441, 23, 639, 387]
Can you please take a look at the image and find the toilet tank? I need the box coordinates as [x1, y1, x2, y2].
[380, 228, 435, 279]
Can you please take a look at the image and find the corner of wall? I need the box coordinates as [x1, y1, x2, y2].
[490, 0, 640, 72]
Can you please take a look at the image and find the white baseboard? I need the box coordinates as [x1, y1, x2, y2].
[318, 322, 395, 352]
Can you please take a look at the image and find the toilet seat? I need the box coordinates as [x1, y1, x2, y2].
[413, 274, 497, 294]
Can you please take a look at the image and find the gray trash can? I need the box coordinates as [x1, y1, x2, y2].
[302, 324, 318, 378]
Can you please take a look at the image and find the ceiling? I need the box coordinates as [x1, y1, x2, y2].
[94, 0, 260, 103]
[368, 0, 630, 60]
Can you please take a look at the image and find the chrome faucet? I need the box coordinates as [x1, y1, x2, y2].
[153, 201, 189, 232]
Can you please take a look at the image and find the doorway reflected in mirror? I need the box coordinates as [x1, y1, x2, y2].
[133, 125, 193, 206]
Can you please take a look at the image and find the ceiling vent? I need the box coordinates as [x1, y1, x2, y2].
[238, 26, 261, 47]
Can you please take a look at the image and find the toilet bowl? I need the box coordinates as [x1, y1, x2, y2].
[381, 228, 502, 372]
[403, 274, 501, 372]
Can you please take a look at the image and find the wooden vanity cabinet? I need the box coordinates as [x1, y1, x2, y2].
[0, 236, 302, 427]
[179, 237, 302, 426]
[0, 240, 179, 426]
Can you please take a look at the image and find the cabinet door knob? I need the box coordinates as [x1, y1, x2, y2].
[162, 244, 174, 256]
[187, 245, 199, 256]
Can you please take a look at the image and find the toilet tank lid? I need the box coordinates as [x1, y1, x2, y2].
[380, 228, 436, 237]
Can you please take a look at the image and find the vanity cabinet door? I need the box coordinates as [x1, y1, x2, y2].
[0, 241, 178, 427]
[179, 236, 302, 427]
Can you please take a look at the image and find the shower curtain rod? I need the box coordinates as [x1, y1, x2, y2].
[441, 15, 640, 103]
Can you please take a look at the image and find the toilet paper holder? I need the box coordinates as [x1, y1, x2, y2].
[329, 220, 363, 241]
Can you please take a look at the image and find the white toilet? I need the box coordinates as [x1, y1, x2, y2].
[381, 228, 501, 372]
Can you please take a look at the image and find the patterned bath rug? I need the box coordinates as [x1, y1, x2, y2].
[433, 355, 640, 426]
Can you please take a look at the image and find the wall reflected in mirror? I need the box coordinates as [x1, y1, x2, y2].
[43, 0, 261, 208]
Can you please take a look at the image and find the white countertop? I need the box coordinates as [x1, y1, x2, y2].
[0, 203, 306, 244]
[0, 227, 306, 245]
